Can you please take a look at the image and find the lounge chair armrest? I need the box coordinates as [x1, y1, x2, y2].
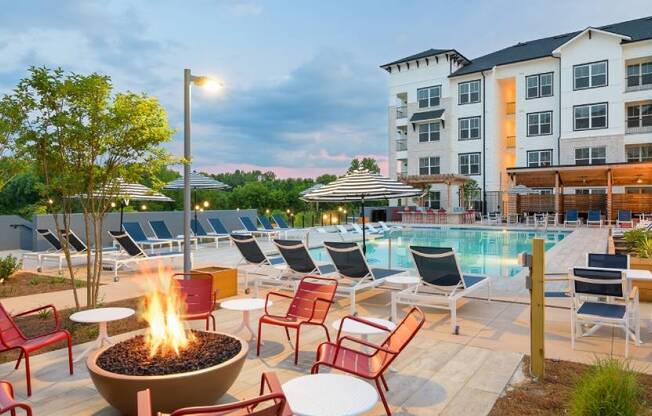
[629, 286, 639, 302]
[14, 304, 61, 329]
[337, 315, 391, 340]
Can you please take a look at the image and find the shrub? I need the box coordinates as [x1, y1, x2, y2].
[623, 230, 652, 258]
[569, 358, 642, 416]
[0, 255, 21, 282]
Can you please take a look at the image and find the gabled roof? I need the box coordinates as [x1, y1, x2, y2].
[552, 27, 631, 56]
[380, 48, 470, 71]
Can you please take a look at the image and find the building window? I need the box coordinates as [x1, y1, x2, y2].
[527, 150, 553, 167]
[574, 103, 607, 130]
[458, 80, 481, 105]
[527, 111, 552, 136]
[426, 191, 441, 209]
[626, 104, 652, 129]
[417, 85, 441, 108]
[532, 188, 554, 195]
[575, 188, 606, 195]
[419, 156, 440, 175]
[627, 62, 652, 88]
[458, 153, 481, 176]
[626, 144, 652, 162]
[575, 147, 606, 165]
[573, 61, 607, 90]
[458, 117, 480, 140]
[626, 187, 652, 194]
[526, 72, 553, 99]
[418, 122, 441, 142]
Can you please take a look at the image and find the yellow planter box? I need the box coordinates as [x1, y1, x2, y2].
[630, 256, 652, 302]
[189, 266, 238, 300]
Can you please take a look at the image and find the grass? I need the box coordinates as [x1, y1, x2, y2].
[0, 271, 87, 297]
[490, 357, 652, 415]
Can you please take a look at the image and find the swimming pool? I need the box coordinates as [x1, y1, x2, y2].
[310, 227, 569, 278]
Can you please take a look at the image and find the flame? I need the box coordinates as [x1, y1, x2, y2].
[140, 264, 195, 357]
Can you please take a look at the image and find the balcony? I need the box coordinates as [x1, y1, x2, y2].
[506, 102, 516, 115]
[395, 138, 407, 152]
[625, 75, 652, 92]
[626, 117, 652, 135]
[396, 105, 407, 119]
[505, 135, 516, 149]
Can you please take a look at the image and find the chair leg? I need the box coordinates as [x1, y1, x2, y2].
[322, 324, 331, 342]
[350, 292, 357, 315]
[284, 327, 291, 341]
[375, 377, 392, 415]
[24, 353, 31, 397]
[381, 374, 389, 391]
[391, 293, 398, 322]
[294, 327, 301, 365]
[15, 351, 24, 370]
[450, 299, 458, 335]
[205, 317, 209, 331]
[67, 334, 74, 375]
[211, 314, 216, 331]
[256, 321, 263, 357]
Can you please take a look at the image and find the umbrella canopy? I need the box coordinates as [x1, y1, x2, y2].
[302, 169, 422, 253]
[163, 172, 229, 191]
[300, 183, 324, 196]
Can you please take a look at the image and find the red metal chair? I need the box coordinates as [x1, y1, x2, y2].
[0, 380, 32, 415]
[257, 276, 338, 365]
[0, 303, 73, 396]
[137, 372, 291, 416]
[311, 307, 425, 416]
[172, 273, 218, 331]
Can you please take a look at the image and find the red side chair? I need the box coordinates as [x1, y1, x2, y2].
[257, 276, 338, 365]
[311, 307, 425, 416]
[0, 303, 73, 396]
[172, 273, 218, 331]
[137, 372, 291, 416]
[0, 381, 32, 415]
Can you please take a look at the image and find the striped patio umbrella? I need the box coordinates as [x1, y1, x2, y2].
[163, 171, 229, 233]
[302, 168, 422, 253]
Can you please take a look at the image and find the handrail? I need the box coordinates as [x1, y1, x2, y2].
[9, 223, 33, 231]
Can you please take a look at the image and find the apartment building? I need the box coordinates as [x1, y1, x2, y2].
[382, 16, 652, 212]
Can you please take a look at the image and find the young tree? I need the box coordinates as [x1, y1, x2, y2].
[348, 157, 380, 174]
[461, 179, 481, 209]
[0, 67, 173, 308]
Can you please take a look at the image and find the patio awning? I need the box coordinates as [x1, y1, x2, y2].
[409, 109, 445, 123]
[506, 161, 652, 187]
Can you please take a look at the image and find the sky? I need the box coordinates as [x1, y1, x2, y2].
[1, 0, 652, 178]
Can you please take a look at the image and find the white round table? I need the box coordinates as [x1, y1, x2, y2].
[69, 307, 134, 362]
[220, 298, 272, 340]
[332, 316, 396, 339]
[385, 275, 420, 287]
[282, 374, 378, 416]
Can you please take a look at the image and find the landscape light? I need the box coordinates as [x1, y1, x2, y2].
[110, 202, 116, 208]
[203, 201, 210, 208]
[141, 204, 147, 210]
[195, 204, 200, 210]
[47, 198, 54, 205]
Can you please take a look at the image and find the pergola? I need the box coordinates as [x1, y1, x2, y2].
[400, 173, 470, 210]
[506, 161, 652, 222]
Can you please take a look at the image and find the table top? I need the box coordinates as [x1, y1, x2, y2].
[70, 307, 134, 324]
[385, 275, 420, 285]
[282, 374, 378, 416]
[220, 298, 271, 311]
[626, 269, 652, 280]
[332, 316, 396, 335]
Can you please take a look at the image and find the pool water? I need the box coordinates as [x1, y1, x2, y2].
[310, 227, 569, 278]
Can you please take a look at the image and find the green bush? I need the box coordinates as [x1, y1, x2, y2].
[569, 358, 642, 416]
[623, 230, 652, 258]
[0, 254, 21, 282]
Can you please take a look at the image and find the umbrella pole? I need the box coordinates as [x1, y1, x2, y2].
[361, 197, 366, 255]
[119, 202, 124, 231]
[193, 188, 197, 235]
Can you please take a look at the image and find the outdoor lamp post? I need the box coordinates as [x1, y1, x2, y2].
[183, 68, 222, 272]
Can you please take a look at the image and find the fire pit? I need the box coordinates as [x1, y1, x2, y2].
[87, 271, 248, 415]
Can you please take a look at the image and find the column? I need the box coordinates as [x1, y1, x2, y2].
[607, 169, 613, 224]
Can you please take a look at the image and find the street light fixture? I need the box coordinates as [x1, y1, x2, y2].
[182, 69, 223, 272]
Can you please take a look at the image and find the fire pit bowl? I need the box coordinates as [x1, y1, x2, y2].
[87, 331, 248, 416]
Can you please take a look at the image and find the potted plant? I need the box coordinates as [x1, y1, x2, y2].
[622, 229, 652, 301]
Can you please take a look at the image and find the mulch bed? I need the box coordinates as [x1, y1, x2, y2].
[0, 271, 86, 298]
[0, 297, 147, 365]
[96, 331, 241, 376]
[489, 357, 652, 415]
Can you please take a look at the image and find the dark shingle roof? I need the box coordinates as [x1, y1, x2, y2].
[446, 15, 652, 77]
[381, 49, 455, 67]
[410, 109, 445, 122]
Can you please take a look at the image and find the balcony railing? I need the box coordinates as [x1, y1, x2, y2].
[626, 123, 652, 134]
[506, 102, 516, 115]
[396, 138, 407, 151]
[505, 135, 516, 148]
[396, 105, 407, 119]
[626, 75, 652, 92]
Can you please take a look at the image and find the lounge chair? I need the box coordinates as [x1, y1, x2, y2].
[569, 267, 640, 357]
[148, 220, 198, 250]
[564, 209, 581, 227]
[137, 372, 291, 416]
[356, 223, 382, 234]
[324, 241, 405, 314]
[258, 276, 338, 364]
[273, 214, 301, 231]
[258, 216, 276, 231]
[273, 239, 336, 279]
[0, 381, 32, 415]
[122, 222, 175, 253]
[586, 210, 603, 227]
[616, 210, 634, 228]
[336, 224, 352, 234]
[483, 212, 501, 225]
[104, 231, 185, 281]
[22, 229, 62, 270]
[378, 221, 402, 232]
[239, 216, 280, 240]
[392, 246, 491, 334]
[231, 233, 286, 295]
[191, 219, 229, 247]
[312, 307, 426, 416]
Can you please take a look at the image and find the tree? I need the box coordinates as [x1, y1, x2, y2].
[461, 179, 481, 209]
[0, 67, 173, 308]
[348, 157, 380, 174]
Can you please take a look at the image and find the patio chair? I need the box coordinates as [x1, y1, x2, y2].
[569, 267, 640, 357]
[616, 210, 634, 228]
[324, 241, 405, 314]
[378, 221, 402, 232]
[104, 231, 186, 281]
[392, 246, 491, 334]
[239, 216, 280, 240]
[483, 212, 501, 225]
[312, 307, 426, 416]
[191, 219, 229, 247]
[0, 380, 32, 415]
[258, 216, 276, 231]
[587, 253, 629, 269]
[148, 220, 198, 250]
[336, 224, 352, 234]
[273, 214, 301, 231]
[272, 239, 336, 279]
[172, 272, 217, 331]
[137, 372, 291, 416]
[231, 233, 286, 295]
[122, 222, 175, 253]
[586, 210, 603, 227]
[257, 276, 338, 364]
[564, 209, 581, 227]
[0, 303, 73, 396]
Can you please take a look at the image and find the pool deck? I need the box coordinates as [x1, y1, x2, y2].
[2, 224, 651, 415]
